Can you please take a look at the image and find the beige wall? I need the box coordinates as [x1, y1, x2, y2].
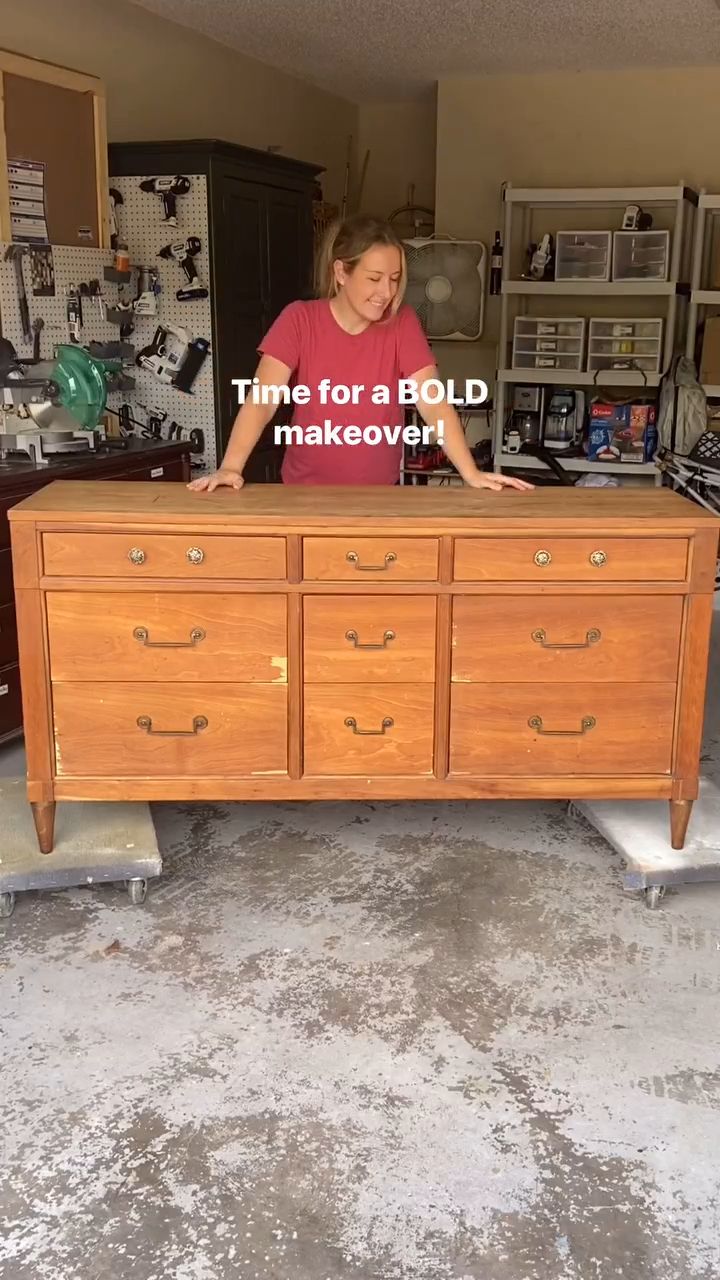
[433, 66, 720, 391]
[0, 0, 357, 204]
[356, 95, 436, 219]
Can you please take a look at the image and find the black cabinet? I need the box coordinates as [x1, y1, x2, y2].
[108, 140, 323, 481]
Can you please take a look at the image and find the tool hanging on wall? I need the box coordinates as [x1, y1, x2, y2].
[133, 267, 161, 316]
[31, 317, 44, 361]
[136, 322, 209, 393]
[4, 245, 33, 347]
[139, 175, 191, 226]
[158, 237, 209, 300]
[66, 284, 82, 343]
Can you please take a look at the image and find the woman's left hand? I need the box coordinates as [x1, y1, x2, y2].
[464, 469, 535, 492]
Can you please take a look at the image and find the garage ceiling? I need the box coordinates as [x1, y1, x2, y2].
[129, 0, 720, 102]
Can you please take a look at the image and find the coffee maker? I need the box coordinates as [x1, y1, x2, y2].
[505, 386, 544, 453]
[543, 389, 585, 451]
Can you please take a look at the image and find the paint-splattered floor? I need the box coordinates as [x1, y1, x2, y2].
[2, 623, 720, 1280]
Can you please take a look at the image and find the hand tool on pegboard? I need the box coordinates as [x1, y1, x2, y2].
[3, 245, 32, 347]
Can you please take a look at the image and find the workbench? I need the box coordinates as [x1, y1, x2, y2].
[7, 480, 720, 856]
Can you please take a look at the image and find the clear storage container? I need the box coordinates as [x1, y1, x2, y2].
[612, 230, 669, 282]
[587, 318, 663, 373]
[512, 316, 585, 371]
[554, 231, 612, 282]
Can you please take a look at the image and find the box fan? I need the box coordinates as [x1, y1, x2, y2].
[403, 237, 487, 340]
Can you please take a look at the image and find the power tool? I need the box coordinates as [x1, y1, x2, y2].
[135, 322, 210, 393]
[158, 237, 208, 301]
[133, 266, 161, 316]
[139, 175, 191, 226]
[0, 339, 123, 463]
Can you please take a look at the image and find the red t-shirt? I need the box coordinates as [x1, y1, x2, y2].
[257, 299, 435, 484]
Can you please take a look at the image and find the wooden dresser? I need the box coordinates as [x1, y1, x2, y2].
[8, 481, 719, 856]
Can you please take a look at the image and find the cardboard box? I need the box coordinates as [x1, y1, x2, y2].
[700, 317, 720, 386]
[587, 402, 658, 464]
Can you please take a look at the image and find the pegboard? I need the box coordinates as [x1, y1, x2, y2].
[0, 241, 117, 360]
[106, 173, 216, 471]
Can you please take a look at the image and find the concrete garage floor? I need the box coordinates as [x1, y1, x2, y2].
[2, 620, 720, 1280]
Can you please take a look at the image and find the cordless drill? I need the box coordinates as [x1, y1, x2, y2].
[139, 175, 191, 226]
[158, 236, 209, 301]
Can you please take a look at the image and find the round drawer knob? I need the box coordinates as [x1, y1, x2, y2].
[590, 550, 607, 567]
[128, 547, 146, 565]
[534, 549, 552, 567]
[186, 546, 204, 565]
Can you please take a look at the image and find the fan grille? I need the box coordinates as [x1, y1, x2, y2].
[404, 240, 486, 339]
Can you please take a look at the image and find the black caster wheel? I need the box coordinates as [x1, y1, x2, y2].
[0, 892, 15, 918]
[644, 885, 666, 911]
[126, 878, 147, 905]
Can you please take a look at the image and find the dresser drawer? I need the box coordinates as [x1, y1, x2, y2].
[303, 537, 439, 581]
[0, 603, 17, 668]
[450, 683, 676, 776]
[51, 682, 288, 776]
[453, 537, 689, 583]
[304, 684, 434, 775]
[42, 532, 287, 579]
[46, 593, 287, 683]
[452, 595, 683, 683]
[0, 663, 23, 739]
[304, 596, 436, 682]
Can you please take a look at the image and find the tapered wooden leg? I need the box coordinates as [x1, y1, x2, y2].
[670, 800, 693, 851]
[32, 801, 56, 855]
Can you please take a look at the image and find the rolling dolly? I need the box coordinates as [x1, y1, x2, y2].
[0, 778, 161, 918]
[568, 777, 720, 910]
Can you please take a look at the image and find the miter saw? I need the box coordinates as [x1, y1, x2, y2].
[0, 339, 122, 465]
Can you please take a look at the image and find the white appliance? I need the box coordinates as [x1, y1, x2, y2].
[403, 237, 486, 340]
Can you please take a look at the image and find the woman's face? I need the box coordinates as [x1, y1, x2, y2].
[335, 245, 402, 323]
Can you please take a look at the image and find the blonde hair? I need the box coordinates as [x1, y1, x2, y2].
[315, 214, 407, 315]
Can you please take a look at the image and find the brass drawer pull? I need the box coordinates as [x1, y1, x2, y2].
[528, 715, 596, 737]
[534, 549, 552, 567]
[137, 714, 208, 737]
[346, 550, 397, 571]
[133, 626, 206, 649]
[590, 550, 607, 567]
[345, 628, 396, 649]
[344, 715, 394, 735]
[128, 547, 146, 565]
[532, 628, 601, 650]
[187, 546, 205, 565]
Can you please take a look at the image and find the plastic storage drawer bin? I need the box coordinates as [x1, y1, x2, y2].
[555, 231, 612, 282]
[587, 318, 663, 374]
[511, 316, 585, 371]
[612, 231, 669, 282]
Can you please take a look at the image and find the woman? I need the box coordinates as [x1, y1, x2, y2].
[188, 214, 532, 493]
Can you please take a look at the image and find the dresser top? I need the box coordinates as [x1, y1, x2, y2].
[7, 480, 720, 531]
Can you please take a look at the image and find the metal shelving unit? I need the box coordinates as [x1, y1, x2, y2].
[493, 184, 698, 484]
[685, 191, 720, 399]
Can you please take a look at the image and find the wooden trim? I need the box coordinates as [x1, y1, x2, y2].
[51, 775, 675, 802]
[93, 90, 110, 250]
[36, 576, 692, 598]
[287, 594, 303, 779]
[433, 594, 451, 779]
[0, 74, 11, 242]
[287, 534, 302, 583]
[673, 590, 715, 785]
[688, 526, 720, 592]
[0, 48, 102, 95]
[14, 588, 54, 787]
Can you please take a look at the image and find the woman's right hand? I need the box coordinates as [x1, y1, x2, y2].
[187, 468, 244, 493]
